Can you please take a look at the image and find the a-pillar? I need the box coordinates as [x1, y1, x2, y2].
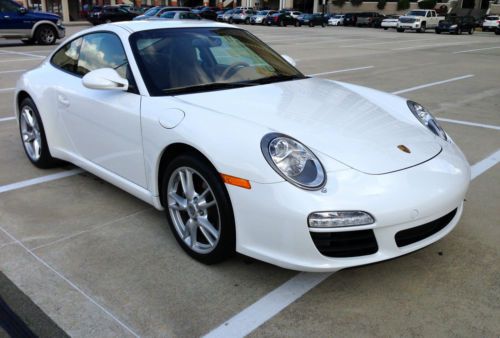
[60, 0, 70, 23]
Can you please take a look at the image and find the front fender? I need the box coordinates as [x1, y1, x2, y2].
[31, 20, 61, 38]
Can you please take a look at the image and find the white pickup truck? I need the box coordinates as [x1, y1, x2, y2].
[397, 10, 444, 33]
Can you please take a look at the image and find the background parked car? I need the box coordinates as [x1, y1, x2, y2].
[221, 9, 234, 22]
[216, 9, 228, 21]
[435, 15, 475, 34]
[287, 10, 302, 19]
[133, 6, 190, 20]
[265, 12, 296, 26]
[250, 10, 277, 25]
[328, 14, 344, 26]
[192, 7, 217, 21]
[343, 13, 357, 26]
[357, 12, 385, 27]
[296, 13, 326, 27]
[381, 15, 399, 29]
[231, 9, 257, 24]
[87, 5, 137, 25]
[482, 15, 499, 31]
[145, 11, 201, 21]
[133, 6, 161, 20]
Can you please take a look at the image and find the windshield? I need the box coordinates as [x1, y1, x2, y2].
[144, 7, 161, 16]
[406, 10, 427, 16]
[485, 16, 499, 20]
[257, 10, 269, 15]
[130, 28, 304, 96]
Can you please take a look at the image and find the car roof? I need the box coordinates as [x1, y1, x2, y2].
[108, 20, 234, 32]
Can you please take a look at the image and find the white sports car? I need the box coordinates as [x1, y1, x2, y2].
[15, 21, 470, 271]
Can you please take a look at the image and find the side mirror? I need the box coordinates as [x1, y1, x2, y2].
[281, 54, 297, 67]
[18, 7, 27, 14]
[82, 68, 129, 91]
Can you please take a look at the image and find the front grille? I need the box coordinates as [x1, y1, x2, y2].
[310, 230, 378, 258]
[395, 209, 457, 247]
[399, 17, 416, 23]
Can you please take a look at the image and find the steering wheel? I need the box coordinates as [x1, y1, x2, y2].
[220, 62, 250, 80]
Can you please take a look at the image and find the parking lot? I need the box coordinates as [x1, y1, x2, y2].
[0, 24, 499, 337]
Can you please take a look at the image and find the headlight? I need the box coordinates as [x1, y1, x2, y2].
[261, 133, 326, 190]
[450, 24, 457, 29]
[407, 101, 447, 140]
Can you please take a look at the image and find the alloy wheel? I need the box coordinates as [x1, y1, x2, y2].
[167, 167, 221, 254]
[39, 27, 55, 44]
[20, 105, 42, 161]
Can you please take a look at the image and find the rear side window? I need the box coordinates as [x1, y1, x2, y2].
[0, 0, 19, 12]
[51, 37, 83, 74]
[77, 32, 128, 78]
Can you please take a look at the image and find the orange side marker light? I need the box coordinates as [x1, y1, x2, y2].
[220, 173, 251, 189]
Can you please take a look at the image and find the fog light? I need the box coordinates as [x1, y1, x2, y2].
[308, 211, 375, 228]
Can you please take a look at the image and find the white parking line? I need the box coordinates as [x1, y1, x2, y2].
[0, 69, 26, 74]
[437, 118, 500, 131]
[391, 75, 474, 95]
[308, 66, 374, 77]
[471, 149, 500, 180]
[392, 40, 485, 51]
[0, 50, 45, 59]
[0, 225, 140, 337]
[453, 46, 500, 54]
[0, 116, 15, 123]
[0, 87, 15, 93]
[0, 169, 83, 194]
[340, 37, 440, 48]
[202, 151, 500, 338]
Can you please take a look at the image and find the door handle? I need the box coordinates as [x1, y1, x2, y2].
[57, 94, 70, 107]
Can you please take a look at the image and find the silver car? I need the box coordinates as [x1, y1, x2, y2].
[250, 10, 277, 25]
[221, 9, 234, 22]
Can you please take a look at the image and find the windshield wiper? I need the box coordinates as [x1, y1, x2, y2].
[248, 74, 306, 85]
[163, 82, 257, 95]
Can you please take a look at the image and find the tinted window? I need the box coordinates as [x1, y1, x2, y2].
[77, 33, 128, 78]
[51, 38, 83, 74]
[161, 11, 175, 18]
[0, 0, 19, 12]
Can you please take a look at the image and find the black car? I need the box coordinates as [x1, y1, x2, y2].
[87, 5, 137, 25]
[192, 7, 218, 21]
[265, 12, 296, 26]
[295, 13, 326, 27]
[435, 15, 475, 34]
[343, 13, 357, 26]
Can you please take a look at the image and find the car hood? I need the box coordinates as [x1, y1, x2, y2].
[175, 78, 442, 175]
[27, 11, 60, 20]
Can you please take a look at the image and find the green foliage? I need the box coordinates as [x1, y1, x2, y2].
[332, 0, 346, 7]
[377, 0, 387, 10]
[418, 0, 437, 9]
[397, 0, 410, 10]
[350, 0, 363, 6]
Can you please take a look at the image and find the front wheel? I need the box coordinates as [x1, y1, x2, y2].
[19, 98, 60, 168]
[163, 154, 236, 264]
[419, 23, 426, 33]
[35, 25, 57, 45]
[397, 28, 404, 32]
[468, 27, 474, 34]
[245, 18, 250, 24]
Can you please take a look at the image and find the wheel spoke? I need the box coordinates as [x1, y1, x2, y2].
[168, 192, 187, 210]
[180, 168, 196, 199]
[197, 217, 219, 239]
[198, 199, 216, 210]
[22, 109, 35, 128]
[199, 225, 215, 246]
[32, 139, 41, 157]
[199, 188, 210, 199]
[187, 219, 197, 248]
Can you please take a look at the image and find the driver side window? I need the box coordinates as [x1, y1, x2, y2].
[0, 0, 19, 13]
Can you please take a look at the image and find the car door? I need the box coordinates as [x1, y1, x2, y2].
[0, 0, 30, 36]
[56, 32, 147, 187]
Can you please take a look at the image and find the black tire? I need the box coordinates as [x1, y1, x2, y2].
[295, 21, 299, 27]
[435, 29, 441, 34]
[397, 28, 404, 32]
[495, 29, 500, 35]
[469, 27, 474, 34]
[245, 18, 250, 24]
[35, 25, 57, 45]
[162, 153, 236, 264]
[321, 22, 325, 27]
[18, 97, 60, 168]
[309, 22, 313, 27]
[383, 27, 388, 30]
[457, 28, 462, 35]
[228, 18, 233, 24]
[419, 23, 426, 33]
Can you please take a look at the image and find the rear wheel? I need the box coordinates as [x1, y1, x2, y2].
[245, 18, 250, 24]
[418, 23, 426, 33]
[35, 25, 57, 45]
[457, 27, 462, 34]
[469, 27, 474, 34]
[384, 27, 388, 30]
[397, 28, 404, 32]
[18, 98, 60, 168]
[162, 154, 236, 264]
[321, 22, 325, 27]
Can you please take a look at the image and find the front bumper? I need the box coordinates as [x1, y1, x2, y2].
[56, 24, 65, 39]
[398, 22, 420, 29]
[382, 22, 398, 28]
[227, 139, 470, 272]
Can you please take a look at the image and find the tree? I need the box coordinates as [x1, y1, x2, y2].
[351, 0, 363, 6]
[397, 0, 410, 10]
[377, 0, 387, 10]
[332, 0, 346, 7]
[418, 0, 437, 9]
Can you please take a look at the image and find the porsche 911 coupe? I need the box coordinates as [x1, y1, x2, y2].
[14, 21, 470, 271]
